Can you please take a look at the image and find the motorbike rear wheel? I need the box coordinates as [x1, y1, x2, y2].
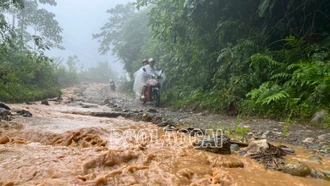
[152, 89, 160, 107]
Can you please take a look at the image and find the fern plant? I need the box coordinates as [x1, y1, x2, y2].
[245, 36, 330, 120]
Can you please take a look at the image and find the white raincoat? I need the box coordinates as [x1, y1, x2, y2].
[133, 65, 166, 99]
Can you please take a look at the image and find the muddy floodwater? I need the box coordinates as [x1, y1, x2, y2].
[1, 85, 330, 186]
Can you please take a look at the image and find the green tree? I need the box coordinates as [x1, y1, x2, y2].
[13, 0, 63, 50]
[93, 3, 150, 77]
[0, 0, 69, 102]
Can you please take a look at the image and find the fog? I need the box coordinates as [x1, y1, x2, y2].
[44, 0, 132, 74]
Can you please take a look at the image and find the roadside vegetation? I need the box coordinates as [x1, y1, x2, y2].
[0, 0, 118, 102]
[0, 0, 62, 102]
[94, 0, 330, 126]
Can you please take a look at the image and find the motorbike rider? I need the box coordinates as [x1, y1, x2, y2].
[133, 59, 150, 99]
[142, 58, 149, 66]
[140, 58, 157, 99]
[109, 78, 116, 91]
[134, 59, 149, 80]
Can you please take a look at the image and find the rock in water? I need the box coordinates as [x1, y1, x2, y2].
[230, 144, 240, 151]
[17, 109, 33, 117]
[41, 100, 49, 105]
[194, 135, 231, 154]
[0, 108, 11, 121]
[157, 121, 168, 127]
[0, 136, 10, 144]
[244, 139, 269, 154]
[0, 102, 10, 110]
[308, 156, 322, 161]
[282, 160, 311, 177]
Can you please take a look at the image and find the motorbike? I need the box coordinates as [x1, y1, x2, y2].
[142, 68, 164, 107]
[109, 80, 116, 91]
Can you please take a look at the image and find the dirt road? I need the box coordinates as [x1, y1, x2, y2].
[0, 83, 329, 185]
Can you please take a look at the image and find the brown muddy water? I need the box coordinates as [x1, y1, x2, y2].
[1, 95, 330, 185]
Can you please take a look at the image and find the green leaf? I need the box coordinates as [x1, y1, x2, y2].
[262, 91, 289, 105]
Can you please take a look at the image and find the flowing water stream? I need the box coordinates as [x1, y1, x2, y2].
[0, 86, 330, 186]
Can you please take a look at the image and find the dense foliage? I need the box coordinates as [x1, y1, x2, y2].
[0, 40, 59, 102]
[0, 0, 71, 102]
[0, 1, 124, 102]
[96, 0, 330, 123]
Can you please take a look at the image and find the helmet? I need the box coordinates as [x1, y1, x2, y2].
[142, 59, 148, 64]
[148, 58, 155, 63]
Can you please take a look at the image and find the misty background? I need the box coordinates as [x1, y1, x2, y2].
[43, 0, 131, 75]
